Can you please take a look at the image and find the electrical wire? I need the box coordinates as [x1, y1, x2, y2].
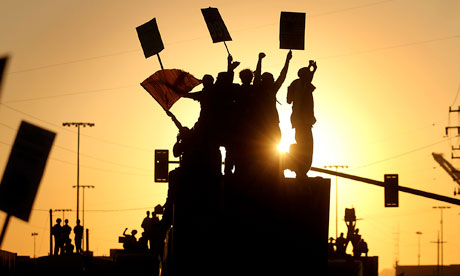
[5, 0, 398, 76]
[3, 85, 136, 104]
[0, 103, 154, 152]
[318, 35, 460, 60]
[347, 137, 454, 172]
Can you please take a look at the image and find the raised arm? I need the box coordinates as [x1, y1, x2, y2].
[274, 50, 292, 91]
[165, 109, 183, 130]
[253, 52, 265, 86]
[308, 60, 318, 82]
[181, 91, 202, 102]
[227, 54, 240, 73]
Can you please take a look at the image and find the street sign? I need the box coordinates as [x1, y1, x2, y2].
[0, 121, 56, 221]
[280, 11, 306, 50]
[201, 7, 232, 43]
[136, 17, 165, 58]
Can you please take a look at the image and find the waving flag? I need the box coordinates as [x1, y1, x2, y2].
[141, 69, 201, 110]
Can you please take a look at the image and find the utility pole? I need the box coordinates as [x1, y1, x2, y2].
[324, 165, 348, 239]
[73, 184, 94, 251]
[416, 231, 422, 266]
[49, 209, 52, 256]
[31, 232, 38, 259]
[433, 206, 450, 268]
[431, 232, 445, 276]
[53, 209, 72, 221]
[62, 122, 95, 224]
[446, 106, 460, 158]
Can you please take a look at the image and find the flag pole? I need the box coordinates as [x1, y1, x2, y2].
[157, 53, 164, 70]
[223, 41, 231, 56]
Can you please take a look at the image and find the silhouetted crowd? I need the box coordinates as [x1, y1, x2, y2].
[328, 208, 369, 259]
[120, 205, 167, 258]
[157, 52, 319, 276]
[168, 51, 318, 179]
[51, 218, 84, 255]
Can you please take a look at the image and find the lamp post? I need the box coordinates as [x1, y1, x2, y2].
[53, 209, 72, 221]
[324, 165, 348, 239]
[31, 232, 38, 259]
[73, 184, 94, 251]
[433, 206, 450, 267]
[416, 231, 422, 266]
[62, 122, 94, 224]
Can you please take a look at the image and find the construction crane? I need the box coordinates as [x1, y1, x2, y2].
[432, 152, 460, 195]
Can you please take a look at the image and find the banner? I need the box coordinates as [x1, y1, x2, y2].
[201, 7, 232, 43]
[136, 18, 165, 58]
[141, 69, 201, 110]
[280, 12, 306, 50]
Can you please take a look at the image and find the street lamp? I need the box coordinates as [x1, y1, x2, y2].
[31, 232, 38, 259]
[416, 231, 422, 266]
[433, 206, 450, 267]
[62, 122, 94, 224]
[73, 185, 94, 251]
[53, 209, 72, 221]
[324, 165, 348, 239]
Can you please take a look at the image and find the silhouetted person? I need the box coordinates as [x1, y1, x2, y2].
[182, 74, 214, 103]
[62, 219, 72, 253]
[74, 219, 84, 254]
[52, 218, 62, 255]
[64, 240, 74, 255]
[335, 232, 347, 256]
[182, 74, 215, 136]
[149, 211, 166, 256]
[231, 53, 266, 177]
[357, 239, 368, 257]
[122, 228, 138, 251]
[328, 237, 335, 256]
[138, 231, 149, 251]
[287, 60, 318, 178]
[252, 50, 292, 173]
[141, 211, 152, 237]
[351, 228, 362, 257]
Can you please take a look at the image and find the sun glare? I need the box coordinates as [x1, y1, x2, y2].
[278, 140, 291, 153]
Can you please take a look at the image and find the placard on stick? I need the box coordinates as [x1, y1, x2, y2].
[136, 18, 165, 59]
[280, 11, 306, 50]
[201, 7, 232, 43]
[0, 121, 56, 222]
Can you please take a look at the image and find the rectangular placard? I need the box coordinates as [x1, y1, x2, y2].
[0, 121, 56, 221]
[136, 18, 165, 58]
[280, 12, 306, 50]
[201, 7, 232, 43]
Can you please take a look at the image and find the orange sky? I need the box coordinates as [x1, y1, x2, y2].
[0, 0, 459, 272]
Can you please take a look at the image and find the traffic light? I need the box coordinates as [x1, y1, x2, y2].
[155, 150, 169, 182]
[384, 174, 399, 207]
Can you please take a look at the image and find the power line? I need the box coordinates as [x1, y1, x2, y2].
[32, 206, 156, 213]
[310, 0, 394, 18]
[3, 85, 136, 104]
[318, 34, 460, 60]
[450, 81, 460, 107]
[8, 49, 140, 75]
[53, 144, 152, 172]
[5, 0, 399, 76]
[347, 137, 454, 172]
[0, 138, 154, 177]
[0, 103, 154, 152]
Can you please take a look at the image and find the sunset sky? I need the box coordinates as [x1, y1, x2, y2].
[0, 0, 459, 272]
